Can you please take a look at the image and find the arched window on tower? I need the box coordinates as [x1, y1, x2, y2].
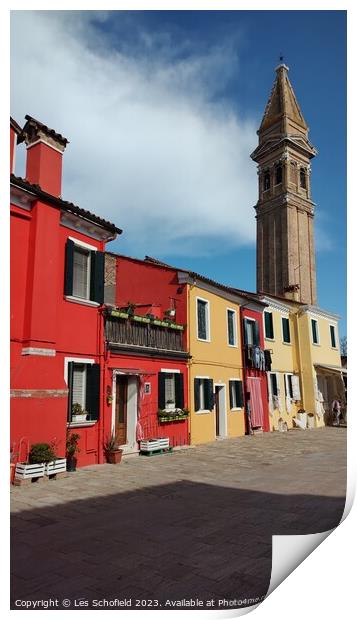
[300, 168, 307, 189]
[263, 171, 271, 191]
[275, 164, 283, 185]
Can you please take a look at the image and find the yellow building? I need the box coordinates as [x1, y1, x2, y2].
[260, 294, 345, 430]
[177, 272, 263, 445]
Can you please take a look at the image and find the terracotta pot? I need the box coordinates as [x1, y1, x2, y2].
[106, 450, 123, 464]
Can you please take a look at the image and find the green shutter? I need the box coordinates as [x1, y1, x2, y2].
[330, 325, 336, 348]
[265, 312, 274, 339]
[207, 379, 215, 411]
[85, 364, 100, 421]
[283, 318, 291, 343]
[64, 239, 74, 296]
[67, 362, 74, 422]
[236, 381, 244, 408]
[229, 381, 234, 409]
[90, 251, 105, 304]
[158, 372, 166, 409]
[174, 373, 184, 409]
[194, 379, 200, 412]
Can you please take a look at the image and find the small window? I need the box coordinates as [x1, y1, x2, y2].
[64, 239, 105, 304]
[282, 317, 291, 343]
[275, 164, 282, 185]
[330, 325, 337, 348]
[194, 378, 214, 412]
[264, 311, 274, 339]
[311, 319, 319, 344]
[300, 168, 306, 189]
[285, 374, 293, 399]
[244, 318, 259, 346]
[158, 372, 184, 410]
[229, 380, 244, 409]
[227, 309, 237, 346]
[263, 171, 271, 191]
[270, 373, 278, 397]
[197, 298, 210, 341]
[67, 361, 100, 422]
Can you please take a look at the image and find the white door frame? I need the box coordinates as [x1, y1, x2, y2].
[214, 383, 227, 438]
[111, 370, 138, 453]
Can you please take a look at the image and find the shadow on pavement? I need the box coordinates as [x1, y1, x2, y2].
[11, 480, 346, 610]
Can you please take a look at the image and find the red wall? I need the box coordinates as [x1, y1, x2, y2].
[241, 307, 269, 432]
[105, 353, 189, 449]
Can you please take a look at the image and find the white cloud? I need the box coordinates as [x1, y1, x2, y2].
[11, 11, 259, 257]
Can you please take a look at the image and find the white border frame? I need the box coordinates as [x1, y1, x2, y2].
[281, 314, 291, 345]
[194, 376, 211, 414]
[228, 377, 243, 411]
[214, 382, 227, 438]
[263, 309, 275, 341]
[311, 317, 320, 346]
[226, 307, 238, 347]
[329, 323, 338, 350]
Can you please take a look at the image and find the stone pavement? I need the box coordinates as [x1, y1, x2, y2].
[11, 427, 346, 610]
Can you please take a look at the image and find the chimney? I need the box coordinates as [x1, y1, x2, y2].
[21, 115, 69, 197]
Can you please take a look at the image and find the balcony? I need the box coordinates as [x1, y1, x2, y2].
[245, 344, 272, 372]
[105, 308, 187, 357]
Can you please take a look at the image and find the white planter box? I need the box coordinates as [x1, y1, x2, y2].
[307, 415, 315, 429]
[140, 437, 170, 452]
[15, 462, 45, 480]
[72, 414, 87, 423]
[45, 458, 67, 476]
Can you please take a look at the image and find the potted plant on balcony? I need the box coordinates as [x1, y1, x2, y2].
[104, 432, 123, 464]
[71, 403, 88, 423]
[166, 399, 175, 411]
[66, 431, 81, 471]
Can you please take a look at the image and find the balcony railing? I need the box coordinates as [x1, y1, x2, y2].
[105, 311, 186, 353]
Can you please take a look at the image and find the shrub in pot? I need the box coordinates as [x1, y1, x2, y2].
[104, 432, 123, 464]
[29, 443, 56, 464]
[66, 431, 81, 471]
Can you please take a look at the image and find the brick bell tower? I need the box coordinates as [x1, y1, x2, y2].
[251, 63, 317, 305]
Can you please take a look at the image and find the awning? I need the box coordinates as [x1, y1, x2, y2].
[111, 368, 156, 376]
[314, 363, 347, 375]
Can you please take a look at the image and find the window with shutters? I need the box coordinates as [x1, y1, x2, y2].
[264, 311, 274, 339]
[196, 298, 210, 341]
[330, 324, 337, 348]
[66, 359, 100, 424]
[229, 380, 244, 410]
[227, 309, 237, 346]
[282, 317, 291, 343]
[194, 378, 214, 412]
[64, 238, 105, 305]
[158, 371, 184, 411]
[311, 318, 319, 344]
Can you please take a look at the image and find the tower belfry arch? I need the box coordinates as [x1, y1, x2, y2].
[251, 63, 317, 305]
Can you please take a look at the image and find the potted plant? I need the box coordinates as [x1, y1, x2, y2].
[14, 442, 55, 482]
[71, 403, 88, 423]
[166, 399, 175, 411]
[66, 431, 81, 471]
[104, 432, 123, 464]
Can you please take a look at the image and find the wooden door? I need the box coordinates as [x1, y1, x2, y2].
[115, 375, 128, 445]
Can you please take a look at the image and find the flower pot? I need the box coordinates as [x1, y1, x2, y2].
[166, 403, 175, 410]
[72, 414, 87, 423]
[10, 463, 15, 484]
[106, 449, 123, 464]
[66, 456, 78, 472]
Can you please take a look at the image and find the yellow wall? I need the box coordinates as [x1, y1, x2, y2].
[188, 284, 245, 445]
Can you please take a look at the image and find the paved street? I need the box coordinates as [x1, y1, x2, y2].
[11, 427, 346, 610]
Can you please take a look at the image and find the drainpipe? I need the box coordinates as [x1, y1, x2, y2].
[97, 306, 106, 464]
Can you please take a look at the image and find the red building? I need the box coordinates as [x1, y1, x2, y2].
[10, 115, 122, 467]
[239, 303, 270, 433]
[103, 254, 190, 451]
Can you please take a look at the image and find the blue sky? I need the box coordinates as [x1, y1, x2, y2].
[11, 10, 346, 335]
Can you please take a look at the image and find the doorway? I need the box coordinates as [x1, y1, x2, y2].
[214, 384, 227, 438]
[115, 375, 128, 445]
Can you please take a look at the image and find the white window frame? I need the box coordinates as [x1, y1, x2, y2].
[311, 318, 320, 345]
[264, 310, 275, 341]
[329, 323, 338, 349]
[64, 357, 96, 427]
[229, 378, 243, 411]
[196, 297, 211, 342]
[226, 308, 238, 347]
[245, 317, 257, 346]
[195, 376, 211, 414]
[65, 237, 98, 304]
[269, 372, 279, 397]
[281, 315, 291, 345]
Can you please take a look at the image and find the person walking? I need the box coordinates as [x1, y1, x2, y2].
[331, 398, 341, 426]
